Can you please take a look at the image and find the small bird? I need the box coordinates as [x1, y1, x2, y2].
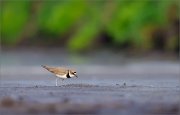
[42, 65, 78, 86]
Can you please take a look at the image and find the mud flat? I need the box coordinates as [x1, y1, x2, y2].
[1, 50, 180, 114]
[0, 81, 180, 115]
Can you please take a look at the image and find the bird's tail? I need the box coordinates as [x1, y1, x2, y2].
[42, 65, 54, 73]
[41, 65, 48, 69]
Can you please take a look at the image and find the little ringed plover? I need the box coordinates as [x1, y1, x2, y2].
[42, 65, 77, 86]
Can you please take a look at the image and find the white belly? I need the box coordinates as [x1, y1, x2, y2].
[55, 74, 67, 79]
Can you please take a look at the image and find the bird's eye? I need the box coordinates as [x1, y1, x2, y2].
[74, 72, 76, 74]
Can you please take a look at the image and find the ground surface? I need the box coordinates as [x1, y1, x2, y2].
[0, 49, 180, 114]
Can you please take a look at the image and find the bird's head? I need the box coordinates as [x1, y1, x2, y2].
[69, 70, 78, 78]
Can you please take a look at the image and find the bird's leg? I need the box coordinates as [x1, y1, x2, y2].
[56, 78, 58, 86]
[62, 79, 64, 84]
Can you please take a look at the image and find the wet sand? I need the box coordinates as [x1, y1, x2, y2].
[0, 49, 180, 114]
[0, 78, 180, 114]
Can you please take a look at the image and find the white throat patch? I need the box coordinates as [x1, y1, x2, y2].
[69, 72, 75, 78]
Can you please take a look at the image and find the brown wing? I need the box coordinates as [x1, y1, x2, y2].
[42, 65, 67, 75]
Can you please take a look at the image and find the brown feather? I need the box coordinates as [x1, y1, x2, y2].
[42, 65, 68, 75]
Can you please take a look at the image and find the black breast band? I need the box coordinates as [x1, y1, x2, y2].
[66, 70, 71, 78]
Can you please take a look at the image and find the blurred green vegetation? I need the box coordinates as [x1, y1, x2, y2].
[1, 1, 30, 45]
[0, 0, 179, 53]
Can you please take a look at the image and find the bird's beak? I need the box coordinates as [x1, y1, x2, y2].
[75, 74, 78, 78]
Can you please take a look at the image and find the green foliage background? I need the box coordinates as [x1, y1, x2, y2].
[0, 0, 179, 52]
